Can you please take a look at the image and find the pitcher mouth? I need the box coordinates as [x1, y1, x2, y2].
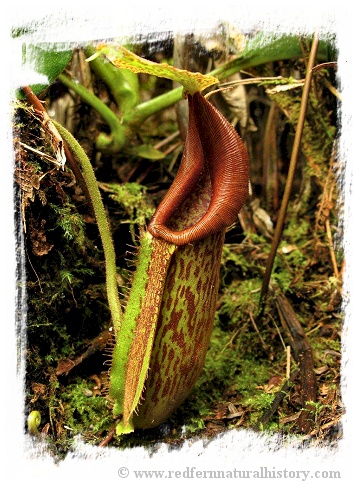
[148, 91, 249, 246]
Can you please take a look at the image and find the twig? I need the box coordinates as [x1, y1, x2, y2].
[248, 311, 268, 352]
[18, 141, 63, 167]
[205, 76, 304, 99]
[290, 417, 342, 445]
[267, 312, 287, 351]
[275, 290, 317, 433]
[286, 345, 291, 380]
[56, 330, 111, 376]
[99, 425, 117, 447]
[258, 33, 320, 316]
[21, 86, 66, 168]
[325, 219, 339, 279]
[262, 101, 280, 213]
[153, 130, 180, 150]
[161, 141, 183, 157]
[258, 369, 299, 428]
[312, 61, 338, 73]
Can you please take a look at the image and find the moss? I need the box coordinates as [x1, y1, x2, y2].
[60, 379, 114, 441]
[48, 202, 87, 250]
[267, 89, 336, 182]
[103, 181, 154, 224]
[100, 181, 155, 245]
[221, 245, 250, 274]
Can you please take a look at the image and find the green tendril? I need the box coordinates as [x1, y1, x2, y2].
[52, 120, 123, 334]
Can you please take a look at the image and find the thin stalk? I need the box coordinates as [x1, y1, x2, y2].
[52, 120, 123, 333]
[57, 73, 126, 152]
[84, 45, 140, 113]
[22, 86, 122, 329]
[258, 33, 320, 316]
[125, 86, 184, 130]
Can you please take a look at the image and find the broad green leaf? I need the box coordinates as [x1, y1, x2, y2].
[17, 44, 73, 98]
[90, 44, 218, 95]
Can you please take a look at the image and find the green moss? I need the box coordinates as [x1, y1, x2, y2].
[105, 182, 154, 224]
[49, 202, 86, 249]
[243, 394, 275, 425]
[100, 181, 155, 244]
[267, 89, 336, 181]
[222, 245, 250, 274]
[60, 380, 114, 439]
[282, 218, 310, 242]
[218, 277, 261, 327]
[180, 321, 279, 429]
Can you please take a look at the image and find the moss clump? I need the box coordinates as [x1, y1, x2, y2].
[60, 379, 114, 442]
[99, 181, 155, 244]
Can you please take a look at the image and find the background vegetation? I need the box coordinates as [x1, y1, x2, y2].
[14, 27, 343, 457]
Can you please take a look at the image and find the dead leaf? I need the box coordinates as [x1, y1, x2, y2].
[29, 218, 54, 256]
[14, 143, 41, 232]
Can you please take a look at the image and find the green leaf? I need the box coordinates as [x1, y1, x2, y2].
[128, 144, 166, 160]
[17, 44, 73, 98]
[90, 44, 218, 95]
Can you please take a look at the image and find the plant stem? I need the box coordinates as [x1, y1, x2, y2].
[58, 34, 331, 152]
[126, 85, 184, 130]
[57, 73, 126, 152]
[52, 120, 123, 333]
[84, 45, 140, 113]
[258, 33, 320, 316]
[125, 33, 330, 128]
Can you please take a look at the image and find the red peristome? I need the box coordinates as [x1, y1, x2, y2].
[148, 91, 249, 245]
